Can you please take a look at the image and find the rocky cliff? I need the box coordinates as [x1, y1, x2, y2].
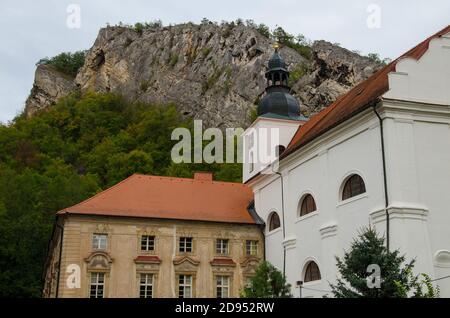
[24, 22, 382, 128]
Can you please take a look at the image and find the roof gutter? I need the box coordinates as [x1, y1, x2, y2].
[372, 102, 390, 251]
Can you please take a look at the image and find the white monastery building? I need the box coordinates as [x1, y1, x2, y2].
[243, 26, 450, 297]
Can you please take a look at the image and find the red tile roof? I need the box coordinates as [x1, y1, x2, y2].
[134, 255, 161, 263]
[282, 25, 450, 159]
[58, 173, 256, 224]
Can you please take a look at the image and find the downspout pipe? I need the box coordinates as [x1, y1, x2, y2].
[372, 103, 390, 251]
[274, 171, 287, 278]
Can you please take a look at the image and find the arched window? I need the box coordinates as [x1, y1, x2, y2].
[268, 212, 281, 231]
[299, 194, 317, 217]
[342, 174, 366, 200]
[303, 261, 321, 282]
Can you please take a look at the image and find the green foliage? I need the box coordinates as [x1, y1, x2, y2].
[249, 107, 258, 123]
[140, 79, 150, 92]
[168, 53, 179, 67]
[202, 64, 223, 94]
[0, 162, 99, 297]
[134, 22, 145, 34]
[223, 66, 233, 94]
[255, 24, 271, 38]
[133, 20, 163, 34]
[201, 18, 210, 25]
[395, 272, 439, 298]
[272, 27, 312, 60]
[201, 47, 212, 58]
[241, 261, 291, 298]
[221, 23, 235, 38]
[330, 227, 439, 298]
[37, 51, 86, 77]
[366, 53, 391, 66]
[288, 63, 307, 86]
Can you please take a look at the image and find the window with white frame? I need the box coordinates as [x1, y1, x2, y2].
[179, 237, 193, 253]
[92, 233, 107, 250]
[89, 272, 105, 298]
[141, 235, 155, 252]
[178, 275, 192, 298]
[139, 273, 153, 298]
[245, 240, 258, 256]
[216, 239, 229, 255]
[216, 276, 230, 298]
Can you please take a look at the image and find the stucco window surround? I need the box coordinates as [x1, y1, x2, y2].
[85, 252, 113, 298]
[337, 170, 368, 206]
[296, 190, 319, 222]
[266, 209, 282, 235]
[300, 257, 322, 285]
[134, 257, 161, 298]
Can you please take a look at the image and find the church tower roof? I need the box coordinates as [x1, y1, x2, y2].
[257, 45, 307, 121]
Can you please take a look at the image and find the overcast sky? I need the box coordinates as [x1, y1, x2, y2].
[0, 0, 449, 123]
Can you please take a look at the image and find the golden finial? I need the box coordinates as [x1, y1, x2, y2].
[273, 42, 280, 52]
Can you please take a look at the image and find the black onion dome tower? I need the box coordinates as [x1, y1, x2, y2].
[257, 45, 307, 121]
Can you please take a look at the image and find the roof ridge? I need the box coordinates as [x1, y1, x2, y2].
[132, 173, 246, 186]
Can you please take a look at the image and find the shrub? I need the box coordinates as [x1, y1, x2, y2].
[37, 51, 86, 77]
[241, 261, 292, 298]
[288, 63, 308, 86]
[168, 53, 178, 67]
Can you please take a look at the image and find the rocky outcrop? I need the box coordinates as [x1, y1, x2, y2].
[24, 23, 382, 127]
[25, 64, 78, 117]
[294, 40, 382, 115]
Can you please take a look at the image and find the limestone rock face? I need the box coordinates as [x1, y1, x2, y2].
[24, 23, 382, 127]
[294, 40, 383, 116]
[25, 64, 78, 117]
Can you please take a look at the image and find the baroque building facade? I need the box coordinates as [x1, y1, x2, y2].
[43, 173, 264, 298]
[243, 26, 450, 297]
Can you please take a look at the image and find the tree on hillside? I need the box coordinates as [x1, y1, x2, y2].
[330, 227, 439, 298]
[241, 261, 291, 298]
[37, 51, 86, 77]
